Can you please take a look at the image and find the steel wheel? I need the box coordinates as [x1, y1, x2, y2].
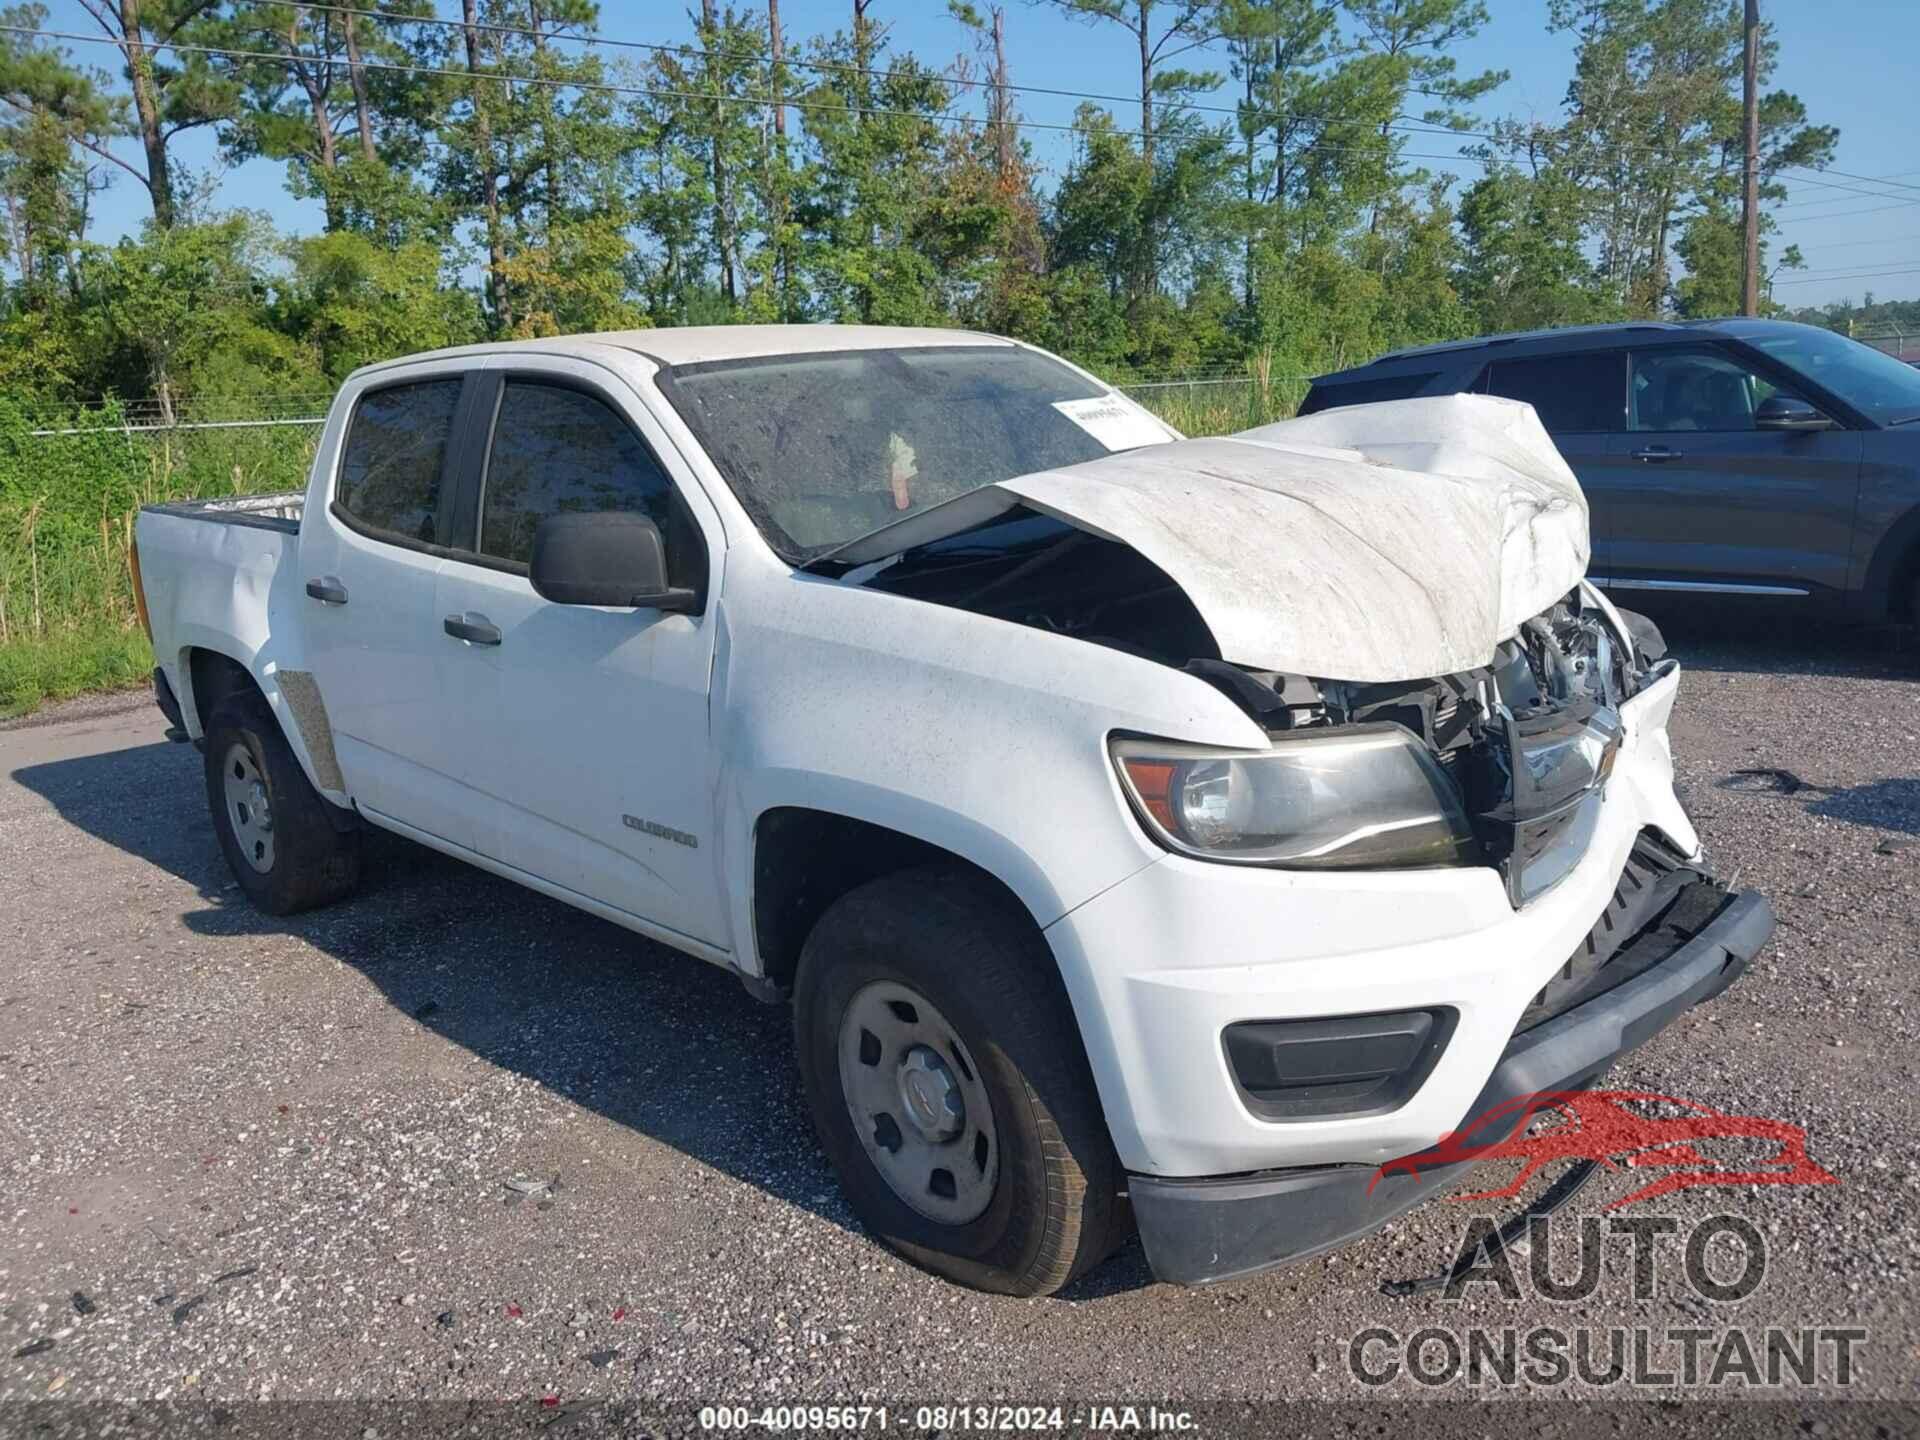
[836, 978, 999, 1225]
[221, 741, 275, 873]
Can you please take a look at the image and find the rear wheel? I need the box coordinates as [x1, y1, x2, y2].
[203, 693, 361, 915]
[793, 867, 1128, 1296]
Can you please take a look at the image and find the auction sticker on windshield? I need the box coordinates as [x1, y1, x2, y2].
[1052, 395, 1170, 451]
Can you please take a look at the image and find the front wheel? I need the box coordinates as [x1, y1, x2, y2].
[793, 867, 1128, 1296]
[203, 693, 361, 915]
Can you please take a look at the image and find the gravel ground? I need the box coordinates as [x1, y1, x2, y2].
[1, 611, 1916, 1418]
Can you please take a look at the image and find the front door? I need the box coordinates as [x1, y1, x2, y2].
[1606, 345, 1864, 599]
[431, 366, 727, 950]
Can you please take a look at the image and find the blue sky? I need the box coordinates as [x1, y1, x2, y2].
[43, 0, 1920, 312]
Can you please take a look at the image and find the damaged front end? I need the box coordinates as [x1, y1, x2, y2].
[835, 503, 1659, 908]
[817, 394, 1669, 906]
[1306, 592, 1649, 906]
[1117, 590, 1659, 907]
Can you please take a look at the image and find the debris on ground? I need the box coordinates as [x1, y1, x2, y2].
[502, 1175, 560, 1206]
[1727, 767, 1833, 795]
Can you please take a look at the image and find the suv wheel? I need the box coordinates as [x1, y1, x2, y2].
[793, 866, 1128, 1296]
[203, 692, 361, 915]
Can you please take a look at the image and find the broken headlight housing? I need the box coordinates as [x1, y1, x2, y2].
[1111, 725, 1480, 870]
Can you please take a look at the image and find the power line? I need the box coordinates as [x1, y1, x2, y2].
[1782, 164, 1920, 197]
[1776, 170, 1920, 206]
[1798, 232, 1920, 252]
[47, 2, 1788, 179]
[197, 0, 1489, 148]
[1786, 260, 1920, 280]
[1777, 198, 1920, 224]
[1774, 266, 1920, 288]
[274, 0, 1893, 185]
[5, 23, 1499, 169]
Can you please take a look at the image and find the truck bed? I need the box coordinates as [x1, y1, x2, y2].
[143, 492, 305, 534]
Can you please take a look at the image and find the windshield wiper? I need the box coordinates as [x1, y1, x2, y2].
[1888, 414, 1920, 427]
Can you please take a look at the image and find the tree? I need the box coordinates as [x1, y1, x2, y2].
[1457, 157, 1613, 330]
[1342, 0, 1505, 125]
[1038, 1, 1219, 302]
[74, 0, 232, 227]
[280, 227, 482, 377]
[795, 20, 953, 324]
[68, 215, 307, 420]
[0, 9, 118, 295]
[207, 1, 439, 234]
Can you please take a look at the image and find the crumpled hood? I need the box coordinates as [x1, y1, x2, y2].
[997, 392, 1589, 682]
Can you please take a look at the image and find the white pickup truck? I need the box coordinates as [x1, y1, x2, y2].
[133, 325, 1773, 1296]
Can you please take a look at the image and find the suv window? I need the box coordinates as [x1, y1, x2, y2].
[478, 382, 696, 581]
[1479, 352, 1626, 433]
[1630, 348, 1779, 432]
[1296, 370, 1439, 416]
[336, 379, 463, 543]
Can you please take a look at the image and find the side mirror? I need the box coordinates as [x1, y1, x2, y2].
[1755, 392, 1834, 433]
[529, 512, 699, 612]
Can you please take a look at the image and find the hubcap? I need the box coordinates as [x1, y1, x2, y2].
[837, 980, 998, 1225]
[222, 741, 275, 873]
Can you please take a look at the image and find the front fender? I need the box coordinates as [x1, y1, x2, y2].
[711, 567, 1267, 976]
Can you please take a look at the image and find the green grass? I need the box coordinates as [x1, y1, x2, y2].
[0, 623, 154, 719]
[0, 400, 315, 718]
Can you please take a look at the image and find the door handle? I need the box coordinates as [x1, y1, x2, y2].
[305, 576, 348, 605]
[1631, 446, 1682, 463]
[443, 612, 502, 646]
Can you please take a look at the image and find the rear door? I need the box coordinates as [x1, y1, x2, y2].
[298, 371, 481, 846]
[430, 360, 729, 950]
[1611, 345, 1863, 598]
[1477, 349, 1629, 578]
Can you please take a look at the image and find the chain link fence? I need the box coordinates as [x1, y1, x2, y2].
[1855, 331, 1919, 363]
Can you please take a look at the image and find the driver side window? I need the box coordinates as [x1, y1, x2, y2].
[478, 380, 704, 589]
[1630, 349, 1777, 433]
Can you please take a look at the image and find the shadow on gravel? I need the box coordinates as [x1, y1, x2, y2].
[11, 736, 1154, 1300]
[1621, 599, 1916, 683]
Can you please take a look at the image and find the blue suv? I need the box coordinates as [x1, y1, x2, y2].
[1302, 319, 1920, 625]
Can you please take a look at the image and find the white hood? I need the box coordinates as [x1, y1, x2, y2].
[997, 393, 1589, 682]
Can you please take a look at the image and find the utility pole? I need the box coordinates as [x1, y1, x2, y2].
[1741, 0, 1761, 316]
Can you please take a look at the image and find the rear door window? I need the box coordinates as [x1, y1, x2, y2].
[335, 379, 463, 544]
[1296, 370, 1440, 415]
[476, 381, 701, 585]
[1480, 352, 1627, 433]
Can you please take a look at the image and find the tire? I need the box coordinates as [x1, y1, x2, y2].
[203, 692, 361, 916]
[793, 866, 1128, 1296]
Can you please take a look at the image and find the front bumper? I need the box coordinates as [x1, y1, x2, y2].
[1046, 663, 1700, 1179]
[1130, 882, 1773, 1285]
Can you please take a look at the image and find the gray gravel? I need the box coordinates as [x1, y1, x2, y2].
[1, 612, 1916, 1409]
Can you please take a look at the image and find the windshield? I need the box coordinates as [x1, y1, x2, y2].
[656, 345, 1168, 560]
[1743, 325, 1920, 426]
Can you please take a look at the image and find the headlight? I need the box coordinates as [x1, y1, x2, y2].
[1111, 725, 1479, 870]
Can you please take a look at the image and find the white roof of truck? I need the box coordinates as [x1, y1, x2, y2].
[353, 325, 1011, 380]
